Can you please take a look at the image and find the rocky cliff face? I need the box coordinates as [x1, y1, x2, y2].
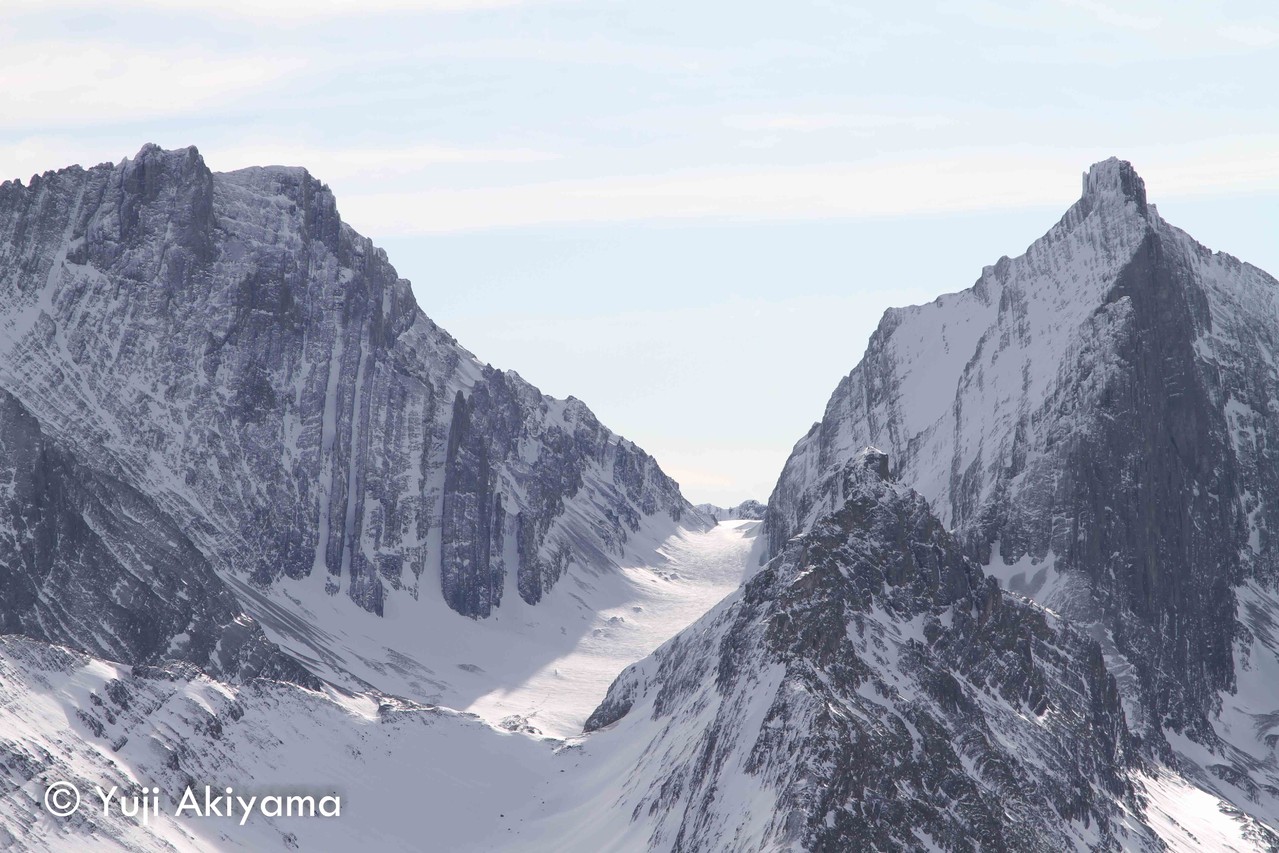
[583, 449, 1217, 851]
[766, 159, 1279, 821]
[0, 390, 312, 686]
[9, 145, 1279, 851]
[0, 145, 696, 683]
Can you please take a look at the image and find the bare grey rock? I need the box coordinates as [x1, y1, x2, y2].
[693, 499, 767, 522]
[766, 158, 1279, 825]
[0, 144, 693, 645]
[588, 449, 1187, 851]
[0, 390, 313, 686]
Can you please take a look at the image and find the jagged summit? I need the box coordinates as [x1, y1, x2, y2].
[131, 141, 199, 162]
[1, 143, 189, 189]
[2, 143, 325, 204]
[129, 143, 334, 193]
[767, 156, 1279, 838]
[0, 143, 701, 706]
[114, 143, 210, 193]
[579, 445, 1164, 851]
[850, 445, 891, 482]
[1081, 156, 1149, 215]
[122, 144, 316, 184]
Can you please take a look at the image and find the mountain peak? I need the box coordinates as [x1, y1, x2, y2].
[127, 142, 206, 171]
[851, 446, 891, 483]
[1081, 157, 1148, 215]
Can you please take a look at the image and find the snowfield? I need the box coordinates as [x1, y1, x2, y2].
[3, 514, 1268, 852]
[234, 517, 764, 739]
[0, 521, 764, 851]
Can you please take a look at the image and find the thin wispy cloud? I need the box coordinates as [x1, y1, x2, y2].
[724, 114, 955, 133]
[958, 0, 1272, 60]
[1139, 148, 1279, 197]
[0, 44, 306, 130]
[8, 0, 543, 18]
[205, 143, 559, 182]
[334, 144, 1279, 236]
[338, 157, 1076, 234]
[1217, 24, 1279, 48]
[1055, 0, 1161, 32]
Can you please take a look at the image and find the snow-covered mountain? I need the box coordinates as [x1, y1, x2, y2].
[578, 449, 1277, 851]
[0, 520, 765, 850]
[0, 632, 590, 852]
[693, 499, 767, 522]
[766, 159, 1279, 837]
[4, 457, 1265, 852]
[0, 144, 709, 712]
[6, 149, 1279, 852]
[566, 156, 1279, 845]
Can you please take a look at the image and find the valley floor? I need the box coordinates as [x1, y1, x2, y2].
[465, 517, 767, 736]
[1, 519, 766, 852]
[6, 517, 1272, 852]
[232, 516, 766, 739]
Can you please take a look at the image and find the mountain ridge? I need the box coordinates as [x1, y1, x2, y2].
[574, 447, 1193, 850]
[765, 156, 1279, 833]
[0, 143, 708, 705]
[4, 149, 1279, 851]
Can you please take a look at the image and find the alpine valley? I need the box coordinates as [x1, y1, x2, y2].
[1, 146, 1277, 852]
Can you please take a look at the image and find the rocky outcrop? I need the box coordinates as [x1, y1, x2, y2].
[0, 145, 694, 644]
[0, 390, 313, 686]
[765, 158, 1279, 818]
[587, 449, 1175, 851]
[693, 499, 767, 522]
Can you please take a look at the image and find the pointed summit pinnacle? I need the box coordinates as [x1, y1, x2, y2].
[1082, 157, 1148, 216]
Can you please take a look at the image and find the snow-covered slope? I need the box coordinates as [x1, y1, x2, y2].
[0, 389, 311, 688]
[556, 449, 1272, 851]
[0, 144, 709, 711]
[768, 159, 1159, 544]
[5, 500, 1267, 852]
[767, 158, 1279, 836]
[0, 635, 568, 852]
[9, 147, 1279, 852]
[236, 516, 764, 737]
[0, 519, 766, 850]
[548, 449, 1279, 851]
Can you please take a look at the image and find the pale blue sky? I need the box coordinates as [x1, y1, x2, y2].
[3, 1, 1277, 503]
